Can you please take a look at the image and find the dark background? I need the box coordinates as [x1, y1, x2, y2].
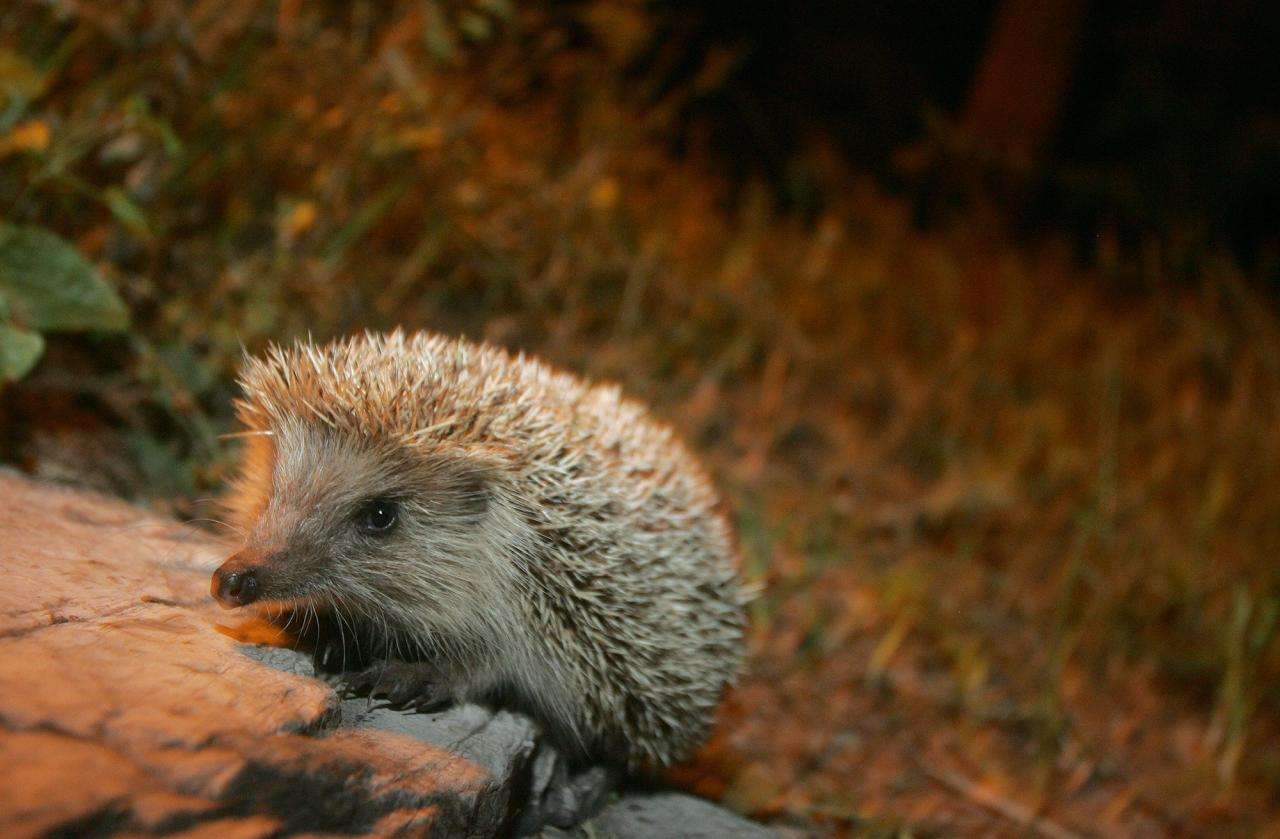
[667, 0, 1280, 274]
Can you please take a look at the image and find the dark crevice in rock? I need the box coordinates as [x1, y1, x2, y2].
[2, 718, 114, 748]
[0, 598, 72, 619]
[217, 760, 458, 835]
[282, 695, 345, 736]
[0, 607, 123, 639]
[493, 737, 537, 837]
[43, 803, 131, 839]
[0, 594, 207, 640]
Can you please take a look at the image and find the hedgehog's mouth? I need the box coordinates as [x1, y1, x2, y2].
[210, 555, 425, 675]
[240, 599, 424, 676]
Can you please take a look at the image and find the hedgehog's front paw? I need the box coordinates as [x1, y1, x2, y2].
[311, 635, 354, 675]
[307, 618, 383, 675]
[341, 661, 452, 712]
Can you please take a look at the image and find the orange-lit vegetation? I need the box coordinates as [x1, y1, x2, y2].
[2, 2, 1279, 834]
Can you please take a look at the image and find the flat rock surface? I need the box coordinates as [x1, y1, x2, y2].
[0, 472, 769, 837]
[588, 792, 777, 838]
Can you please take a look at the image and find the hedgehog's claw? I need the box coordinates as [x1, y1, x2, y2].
[341, 660, 450, 713]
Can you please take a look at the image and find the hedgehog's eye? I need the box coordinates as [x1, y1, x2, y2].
[357, 498, 399, 535]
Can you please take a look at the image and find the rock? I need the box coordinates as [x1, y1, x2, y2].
[256, 646, 616, 831]
[0, 472, 766, 837]
[586, 792, 778, 838]
[521, 748, 618, 831]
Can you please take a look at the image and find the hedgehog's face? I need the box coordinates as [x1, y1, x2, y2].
[211, 420, 513, 635]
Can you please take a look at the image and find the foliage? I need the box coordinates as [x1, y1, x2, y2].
[1, 1, 1279, 834]
[0, 47, 128, 381]
[0, 223, 128, 379]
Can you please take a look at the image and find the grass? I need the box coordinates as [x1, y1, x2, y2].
[2, 1, 1279, 833]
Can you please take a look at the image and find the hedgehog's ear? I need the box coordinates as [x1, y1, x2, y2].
[424, 443, 517, 517]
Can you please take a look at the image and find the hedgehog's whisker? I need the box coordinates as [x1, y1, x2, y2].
[184, 517, 246, 537]
[219, 429, 275, 440]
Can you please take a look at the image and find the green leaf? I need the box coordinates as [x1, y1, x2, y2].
[125, 94, 183, 158]
[321, 185, 404, 265]
[0, 224, 129, 332]
[0, 321, 45, 381]
[102, 187, 151, 237]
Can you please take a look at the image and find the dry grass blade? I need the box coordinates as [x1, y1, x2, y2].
[918, 761, 1085, 839]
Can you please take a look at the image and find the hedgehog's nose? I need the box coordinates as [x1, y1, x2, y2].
[211, 562, 261, 608]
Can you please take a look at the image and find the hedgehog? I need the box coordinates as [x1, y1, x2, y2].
[210, 330, 746, 770]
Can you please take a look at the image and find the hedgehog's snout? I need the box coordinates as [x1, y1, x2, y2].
[212, 551, 264, 608]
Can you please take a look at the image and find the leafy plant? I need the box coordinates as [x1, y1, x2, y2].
[0, 223, 128, 381]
